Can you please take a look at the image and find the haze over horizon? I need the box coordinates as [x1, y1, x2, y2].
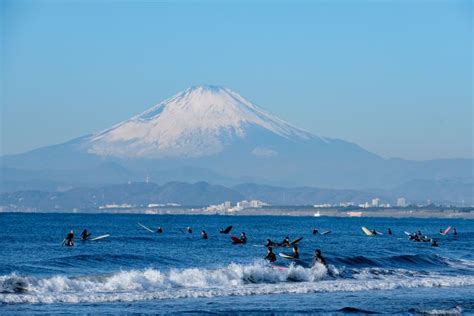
[1, 1, 472, 160]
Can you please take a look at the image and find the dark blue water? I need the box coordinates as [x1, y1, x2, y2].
[1, 213, 473, 314]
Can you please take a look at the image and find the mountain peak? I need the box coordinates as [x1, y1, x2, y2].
[86, 86, 315, 158]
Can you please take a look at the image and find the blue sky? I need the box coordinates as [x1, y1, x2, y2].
[1, 0, 472, 160]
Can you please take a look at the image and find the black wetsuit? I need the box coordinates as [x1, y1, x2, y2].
[64, 233, 74, 246]
[265, 252, 276, 263]
[313, 254, 327, 266]
[280, 238, 290, 247]
[201, 232, 208, 239]
[80, 230, 90, 240]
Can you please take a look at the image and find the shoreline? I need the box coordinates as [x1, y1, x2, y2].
[1, 208, 473, 219]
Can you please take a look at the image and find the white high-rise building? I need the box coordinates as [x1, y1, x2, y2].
[397, 197, 407, 207]
[224, 201, 231, 208]
[372, 198, 380, 207]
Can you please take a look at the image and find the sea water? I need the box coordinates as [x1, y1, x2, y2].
[1, 213, 473, 314]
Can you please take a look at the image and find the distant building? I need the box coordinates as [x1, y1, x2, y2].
[371, 198, 380, 207]
[397, 197, 407, 207]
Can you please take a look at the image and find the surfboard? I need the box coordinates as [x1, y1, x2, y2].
[220, 226, 233, 234]
[361, 227, 374, 236]
[91, 234, 110, 241]
[290, 237, 303, 245]
[138, 223, 154, 233]
[375, 231, 383, 235]
[279, 253, 298, 260]
[231, 236, 243, 244]
[321, 231, 331, 235]
[404, 231, 412, 236]
[440, 226, 452, 235]
[271, 265, 287, 271]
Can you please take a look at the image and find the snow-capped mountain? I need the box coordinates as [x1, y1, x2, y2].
[1, 85, 472, 191]
[85, 85, 319, 158]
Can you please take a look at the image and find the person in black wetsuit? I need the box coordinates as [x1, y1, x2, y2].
[291, 245, 299, 259]
[156, 227, 163, 233]
[312, 229, 319, 235]
[80, 229, 90, 240]
[388, 228, 392, 235]
[313, 249, 327, 267]
[431, 240, 439, 247]
[265, 239, 276, 247]
[187, 227, 193, 234]
[240, 232, 247, 244]
[201, 230, 208, 239]
[453, 228, 458, 236]
[265, 247, 276, 263]
[280, 236, 290, 247]
[63, 230, 74, 246]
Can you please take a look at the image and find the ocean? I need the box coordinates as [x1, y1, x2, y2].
[1, 213, 473, 314]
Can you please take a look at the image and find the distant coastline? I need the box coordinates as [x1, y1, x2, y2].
[2, 207, 473, 219]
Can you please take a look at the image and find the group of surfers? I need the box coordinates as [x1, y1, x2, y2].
[62, 229, 91, 246]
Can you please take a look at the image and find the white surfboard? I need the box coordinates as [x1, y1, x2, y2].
[361, 226, 374, 236]
[138, 223, 154, 233]
[91, 234, 110, 241]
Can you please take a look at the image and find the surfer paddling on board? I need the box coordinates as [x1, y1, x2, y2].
[201, 230, 208, 239]
[63, 230, 74, 246]
[265, 247, 276, 263]
[313, 249, 327, 267]
[156, 227, 163, 233]
[80, 229, 90, 241]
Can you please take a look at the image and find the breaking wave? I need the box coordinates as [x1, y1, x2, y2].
[2, 261, 474, 305]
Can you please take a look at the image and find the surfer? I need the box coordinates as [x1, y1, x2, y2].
[431, 240, 439, 247]
[187, 227, 193, 234]
[417, 230, 422, 236]
[63, 230, 74, 247]
[265, 239, 276, 247]
[201, 230, 208, 239]
[280, 236, 290, 247]
[80, 229, 90, 240]
[240, 232, 247, 244]
[372, 229, 377, 235]
[312, 229, 318, 235]
[265, 247, 276, 263]
[291, 245, 299, 259]
[313, 249, 327, 267]
[388, 228, 392, 235]
[156, 227, 163, 233]
[453, 228, 458, 236]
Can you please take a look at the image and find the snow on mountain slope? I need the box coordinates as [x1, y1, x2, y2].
[86, 85, 321, 158]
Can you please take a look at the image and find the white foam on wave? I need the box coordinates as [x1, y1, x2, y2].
[1, 261, 474, 305]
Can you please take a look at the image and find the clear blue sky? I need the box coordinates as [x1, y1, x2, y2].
[1, 0, 472, 160]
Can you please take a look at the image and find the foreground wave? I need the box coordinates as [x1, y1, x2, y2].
[2, 261, 474, 305]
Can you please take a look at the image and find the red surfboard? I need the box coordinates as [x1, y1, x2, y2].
[231, 236, 242, 244]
